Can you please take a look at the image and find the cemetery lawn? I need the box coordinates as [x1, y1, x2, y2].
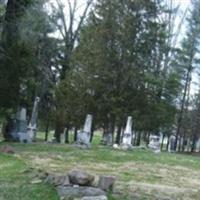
[0, 141, 200, 200]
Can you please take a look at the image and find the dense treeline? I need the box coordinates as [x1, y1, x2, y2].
[0, 0, 200, 152]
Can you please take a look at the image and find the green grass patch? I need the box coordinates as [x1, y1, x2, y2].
[0, 138, 200, 200]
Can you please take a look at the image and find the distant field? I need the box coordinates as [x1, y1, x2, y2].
[0, 134, 200, 200]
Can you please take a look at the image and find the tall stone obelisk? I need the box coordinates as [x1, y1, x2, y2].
[122, 116, 133, 148]
[27, 97, 40, 142]
[77, 114, 93, 147]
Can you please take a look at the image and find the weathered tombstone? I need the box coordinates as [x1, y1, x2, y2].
[148, 135, 161, 153]
[77, 114, 93, 147]
[13, 107, 29, 143]
[106, 133, 113, 145]
[60, 133, 65, 144]
[27, 97, 40, 142]
[102, 132, 113, 146]
[121, 116, 133, 149]
[60, 128, 67, 144]
[168, 135, 176, 152]
[196, 138, 200, 152]
[122, 116, 133, 145]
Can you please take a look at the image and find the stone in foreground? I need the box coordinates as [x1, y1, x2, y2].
[81, 195, 108, 200]
[57, 186, 106, 199]
[102, 132, 113, 146]
[68, 170, 95, 186]
[45, 174, 70, 186]
[98, 176, 116, 192]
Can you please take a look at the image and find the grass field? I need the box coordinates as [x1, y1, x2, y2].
[0, 133, 200, 200]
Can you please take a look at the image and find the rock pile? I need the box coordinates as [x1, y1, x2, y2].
[44, 169, 116, 200]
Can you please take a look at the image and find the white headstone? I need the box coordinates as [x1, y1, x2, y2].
[16, 108, 30, 143]
[83, 114, 92, 133]
[168, 135, 176, 152]
[27, 97, 40, 142]
[122, 116, 133, 146]
[77, 114, 93, 147]
[148, 135, 161, 153]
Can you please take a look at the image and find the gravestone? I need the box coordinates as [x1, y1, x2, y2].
[148, 135, 160, 153]
[98, 176, 116, 192]
[60, 128, 67, 144]
[77, 114, 93, 147]
[106, 133, 113, 145]
[102, 132, 113, 146]
[168, 135, 176, 152]
[196, 138, 200, 152]
[27, 97, 40, 142]
[121, 116, 133, 149]
[14, 107, 29, 143]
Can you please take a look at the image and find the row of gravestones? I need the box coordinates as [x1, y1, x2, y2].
[5, 99, 178, 153]
[5, 97, 40, 143]
[75, 114, 177, 153]
[75, 115, 134, 150]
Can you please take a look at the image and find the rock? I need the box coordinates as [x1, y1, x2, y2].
[113, 144, 119, 149]
[57, 186, 106, 199]
[45, 174, 70, 186]
[98, 176, 116, 192]
[68, 170, 94, 186]
[53, 176, 62, 186]
[62, 176, 70, 186]
[81, 195, 108, 200]
[0, 145, 15, 154]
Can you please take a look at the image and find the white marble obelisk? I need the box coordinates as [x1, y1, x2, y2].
[77, 114, 93, 147]
[27, 97, 40, 142]
[122, 116, 133, 146]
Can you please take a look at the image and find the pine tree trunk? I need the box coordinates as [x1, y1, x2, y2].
[54, 121, 62, 143]
[191, 135, 196, 153]
[45, 118, 50, 142]
[64, 126, 69, 143]
[178, 136, 182, 152]
[181, 134, 186, 152]
[166, 135, 169, 151]
[90, 124, 95, 142]
[115, 126, 121, 144]
[74, 127, 78, 142]
[136, 131, 141, 146]
[161, 134, 165, 151]
[146, 132, 151, 146]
